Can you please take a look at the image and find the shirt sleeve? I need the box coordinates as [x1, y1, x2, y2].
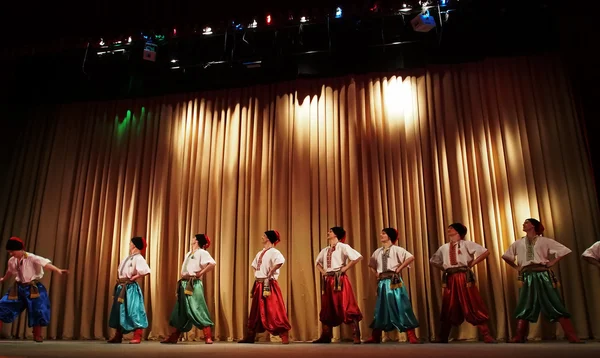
[343, 244, 362, 261]
[135, 256, 151, 276]
[464, 241, 488, 257]
[200, 250, 216, 266]
[502, 241, 518, 262]
[272, 250, 285, 266]
[7, 259, 17, 275]
[430, 247, 444, 266]
[545, 238, 572, 258]
[251, 252, 259, 270]
[368, 250, 378, 269]
[28, 254, 52, 267]
[582, 241, 600, 260]
[397, 246, 414, 263]
[315, 249, 326, 266]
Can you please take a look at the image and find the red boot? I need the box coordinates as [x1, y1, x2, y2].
[509, 319, 528, 343]
[203, 326, 214, 344]
[32, 326, 43, 343]
[352, 321, 361, 344]
[160, 328, 180, 344]
[238, 328, 256, 343]
[407, 329, 421, 344]
[312, 325, 332, 343]
[281, 331, 290, 344]
[129, 328, 143, 344]
[477, 324, 497, 343]
[107, 329, 123, 343]
[364, 329, 382, 344]
[558, 317, 583, 343]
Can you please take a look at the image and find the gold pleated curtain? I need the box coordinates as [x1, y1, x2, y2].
[1, 55, 599, 342]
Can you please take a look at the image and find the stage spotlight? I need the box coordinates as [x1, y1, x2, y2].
[335, 7, 342, 18]
[203, 26, 213, 35]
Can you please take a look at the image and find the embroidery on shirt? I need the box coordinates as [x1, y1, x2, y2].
[382, 247, 391, 271]
[449, 242, 459, 266]
[526, 236, 538, 261]
[326, 245, 336, 269]
[256, 248, 271, 271]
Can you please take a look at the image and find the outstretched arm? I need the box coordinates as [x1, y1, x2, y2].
[45, 263, 69, 275]
[0, 271, 14, 283]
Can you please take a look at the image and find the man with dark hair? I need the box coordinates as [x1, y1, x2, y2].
[430, 223, 496, 343]
[365, 228, 420, 344]
[161, 234, 216, 344]
[0, 237, 69, 343]
[313, 226, 363, 344]
[239, 230, 291, 344]
[502, 218, 581, 343]
[107, 236, 151, 344]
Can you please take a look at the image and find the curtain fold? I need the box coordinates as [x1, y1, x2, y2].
[1, 55, 598, 342]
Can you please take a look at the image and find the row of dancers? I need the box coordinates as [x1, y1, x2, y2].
[0, 218, 599, 344]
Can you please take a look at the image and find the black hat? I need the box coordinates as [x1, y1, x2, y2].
[6, 237, 24, 251]
[195, 234, 211, 249]
[265, 230, 281, 245]
[330, 227, 346, 243]
[383, 228, 399, 243]
[449, 223, 468, 238]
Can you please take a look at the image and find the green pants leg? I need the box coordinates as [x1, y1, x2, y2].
[169, 280, 214, 332]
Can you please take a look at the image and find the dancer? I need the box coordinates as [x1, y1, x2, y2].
[0, 237, 68, 342]
[161, 234, 216, 344]
[582, 241, 600, 270]
[238, 230, 291, 344]
[502, 218, 581, 343]
[313, 226, 363, 344]
[430, 223, 496, 343]
[107, 236, 151, 344]
[365, 228, 420, 344]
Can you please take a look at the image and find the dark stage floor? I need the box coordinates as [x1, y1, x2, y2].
[0, 340, 599, 358]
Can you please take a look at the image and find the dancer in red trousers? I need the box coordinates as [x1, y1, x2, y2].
[430, 223, 496, 343]
[313, 226, 363, 344]
[238, 230, 291, 344]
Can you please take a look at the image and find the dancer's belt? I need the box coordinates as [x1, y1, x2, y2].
[250, 278, 273, 298]
[321, 271, 343, 294]
[378, 271, 403, 290]
[8, 280, 40, 300]
[518, 264, 560, 288]
[179, 274, 200, 296]
[115, 278, 133, 304]
[442, 267, 475, 288]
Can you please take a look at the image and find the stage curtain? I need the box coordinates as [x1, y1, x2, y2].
[1, 55, 599, 342]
